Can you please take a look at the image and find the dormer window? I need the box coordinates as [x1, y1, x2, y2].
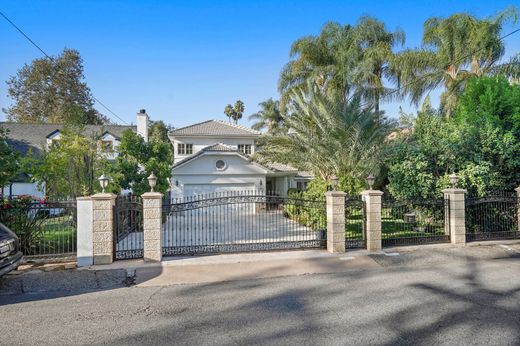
[238, 144, 252, 155]
[178, 143, 193, 155]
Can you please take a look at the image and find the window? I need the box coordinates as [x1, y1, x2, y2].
[238, 144, 252, 155]
[297, 181, 308, 191]
[178, 143, 193, 155]
[101, 140, 113, 152]
[215, 159, 226, 170]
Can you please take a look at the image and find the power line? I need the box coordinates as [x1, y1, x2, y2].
[349, 27, 520, 110]
[0, 10, 128, 125]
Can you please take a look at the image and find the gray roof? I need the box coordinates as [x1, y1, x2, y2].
[170, 120, 261, 137]
[0, 122, 136, 155]
[265, 162, 299, 172]
[203, 143, 237, 152]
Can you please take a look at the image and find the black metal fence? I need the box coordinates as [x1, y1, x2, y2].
[0, 199, 77, 258]
[381, 197, 449, 246]
[345, 196, 366, 249]
[162, 191, 327, 256]
[114, 195, 144, 260]
[466, 191, 519, 241]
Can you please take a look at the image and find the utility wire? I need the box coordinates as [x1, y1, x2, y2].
[348, 27, 520, 110]
[0, 10, 128, 125]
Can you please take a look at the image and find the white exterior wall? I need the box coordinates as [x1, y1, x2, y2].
[172, 136, 256, 163]
[2, 182, 44, 199]
[172, 153, 267, 196]
[76, 197, 93, 267]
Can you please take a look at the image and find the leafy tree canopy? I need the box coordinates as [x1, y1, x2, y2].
[23, 126, 111, 199]
[4, 48, 107, 125]
[255, 84, 393, 190]
[110, 129, 173, 196]
[385, 86, 520, 199]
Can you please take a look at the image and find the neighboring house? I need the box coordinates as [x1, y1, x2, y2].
[0, 110, 149, 198]
[169, 120, 312, 197]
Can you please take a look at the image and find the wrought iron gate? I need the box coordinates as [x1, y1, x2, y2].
[466, 192, 519, 241]
[381, 197, 449, 246]
[162, 191, 327, 256]
[114, 195, 144, 259]
[345, 196, 366, 249]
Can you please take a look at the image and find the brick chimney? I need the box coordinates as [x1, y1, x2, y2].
[136, 109, 149, 142]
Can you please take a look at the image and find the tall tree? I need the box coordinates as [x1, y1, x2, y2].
[111, 129, 173, 196]
[279, 18, 404, 112]
[248, 98, 284, 133]
[223, 100, 245, 124]
[255, 84, 392, 183]
[394, 7, 520, 116]
[24, 127, 110, 198]
[4, 48, 107, 125]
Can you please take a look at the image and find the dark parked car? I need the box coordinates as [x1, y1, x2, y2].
[0, 222, 23, 277]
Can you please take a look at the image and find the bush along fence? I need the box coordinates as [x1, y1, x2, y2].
[69, 180, 520, 266]
[0, 196, 77, 259]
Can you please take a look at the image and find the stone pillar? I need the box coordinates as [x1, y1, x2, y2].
[325, 191, 346, 253]
[361, 190, 383, 251]
[142, 192, 163, 262]
[443, 188, 467, 245]
[91, 193, 117, 265]
[76, 197, 93, 267]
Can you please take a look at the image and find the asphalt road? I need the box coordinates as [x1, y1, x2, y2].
[1, 244, 520, 345]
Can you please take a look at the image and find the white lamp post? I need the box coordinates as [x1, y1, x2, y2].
[98, 174, 109, 193]
[449, 173, 459, 189]
[367, 174, 375, 190]
[148, 173, 157, 192]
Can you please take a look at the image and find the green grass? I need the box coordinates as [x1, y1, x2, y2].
[30, 216, 76, 255]
[345, 217, 445, 240]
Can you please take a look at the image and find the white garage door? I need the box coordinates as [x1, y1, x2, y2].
[184, 183, 256, 197]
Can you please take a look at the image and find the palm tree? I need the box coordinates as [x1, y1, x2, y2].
[255, 84, 393, 182]
[248, 98, 284, 133]
[393, 8, 520, 116]
[223, 101, 245, 124]
[278, 17, 405, 113]
[233, 100, 244, 124]
[224, 104, 234, 123]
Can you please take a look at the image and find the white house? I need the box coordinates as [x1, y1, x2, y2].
[169, 120, 312, 197]
[1, 110, 149, 199]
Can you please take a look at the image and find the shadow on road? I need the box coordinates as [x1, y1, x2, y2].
[98, 248, 520, 345]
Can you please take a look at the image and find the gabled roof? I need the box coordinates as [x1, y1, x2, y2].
[0, 122, 136, 155]
[172, 143, 241, 169]
[170, 120, 261, 137]
[265, 162, 299, 173]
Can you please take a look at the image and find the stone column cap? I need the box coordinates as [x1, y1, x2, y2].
[442, 188, 467, 194]
[91, 193, 117, 200]
[76, 196, 91, 201]
[361, 189, 384, 196]
[515, 186, 520, 193]
[142, 192, 164, 198]
[325, 191, 347, 197]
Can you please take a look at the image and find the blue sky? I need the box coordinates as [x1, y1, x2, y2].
[1, 0, 519, 128]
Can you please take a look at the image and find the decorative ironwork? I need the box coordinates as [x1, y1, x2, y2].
[345, 196, 366, 249]
[0, 198, 77, 259]
[381, 197, 449, 247]
[465, 192, 519, 242]
[162, 191, 327, 256]
[114, 195, 144, 260]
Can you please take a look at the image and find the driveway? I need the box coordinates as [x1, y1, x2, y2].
[1, 243, 520, 345]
